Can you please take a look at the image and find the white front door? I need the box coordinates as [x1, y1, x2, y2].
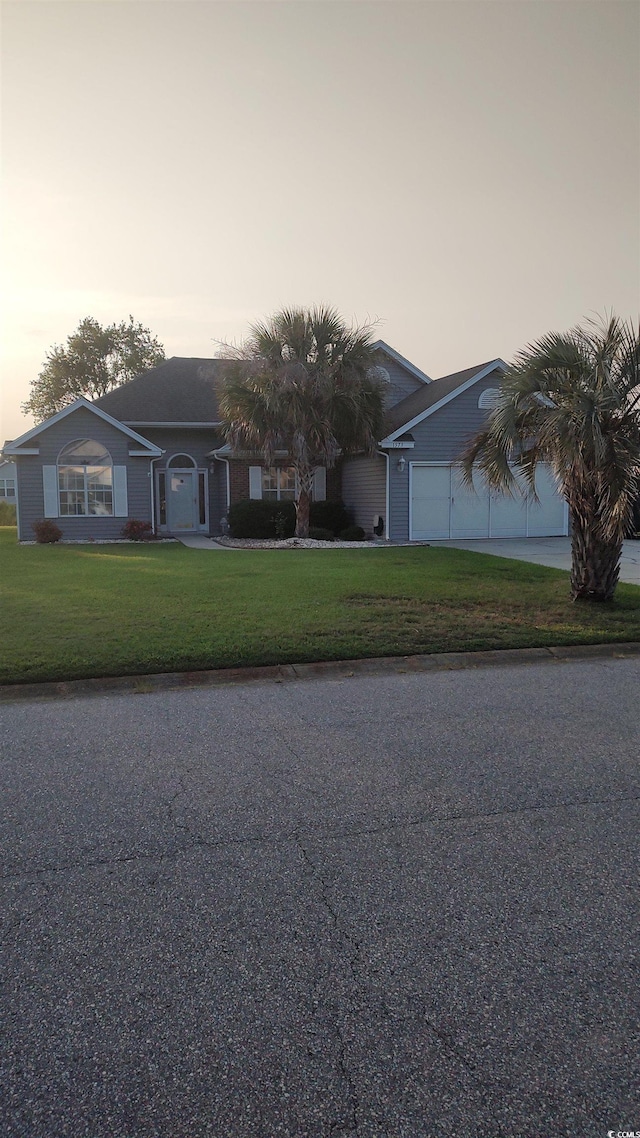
[167, 471, 197, 531]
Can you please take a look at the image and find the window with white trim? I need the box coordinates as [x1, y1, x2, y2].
[57, 439, 113, 516]
[262, 466, 296, 500]
[0, 479, 15, 498]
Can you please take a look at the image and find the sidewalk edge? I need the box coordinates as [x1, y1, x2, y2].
[2, 642, 640, 703]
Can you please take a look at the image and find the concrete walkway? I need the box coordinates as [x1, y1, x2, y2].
[429, 536, 640, 586]
[177, 534, 230, 549]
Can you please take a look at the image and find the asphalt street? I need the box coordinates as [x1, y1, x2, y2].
[1, 659, 639, 1138]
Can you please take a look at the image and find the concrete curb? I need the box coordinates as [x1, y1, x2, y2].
[2, 641, 640, 703]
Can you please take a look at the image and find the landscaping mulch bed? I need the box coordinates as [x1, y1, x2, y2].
[216, 536, 385, 549]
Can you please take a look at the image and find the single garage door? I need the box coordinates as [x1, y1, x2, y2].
[410, 464, 567, 540]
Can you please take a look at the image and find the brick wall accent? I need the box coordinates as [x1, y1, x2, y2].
[229, 461, 250, 505]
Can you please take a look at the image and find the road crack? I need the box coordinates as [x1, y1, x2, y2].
[296, 834, 362, 1136]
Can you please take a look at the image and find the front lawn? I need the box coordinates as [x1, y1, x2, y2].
[1, 528, 639, 684]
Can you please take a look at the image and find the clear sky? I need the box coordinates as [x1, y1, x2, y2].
[2, 0, 638, 441]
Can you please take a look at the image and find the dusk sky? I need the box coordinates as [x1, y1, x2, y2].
[2, 0, 638, 442]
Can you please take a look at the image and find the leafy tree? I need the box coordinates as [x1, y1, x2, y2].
[219, 306, 386, 538]
[22, 316, 166, 421]
[463, 314, 640, 602]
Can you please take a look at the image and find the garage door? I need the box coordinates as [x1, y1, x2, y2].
[410, 464, 567, 540]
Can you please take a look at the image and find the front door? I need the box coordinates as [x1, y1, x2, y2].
[167, 471, 197, 531]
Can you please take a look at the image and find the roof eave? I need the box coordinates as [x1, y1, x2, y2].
[372, 340, 432, 385]
[124, 421, 223, 429]
[384, 359, 507, 442]
[3, 397, 162, 456]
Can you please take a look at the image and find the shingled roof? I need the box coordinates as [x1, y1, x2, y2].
[383, 360, 502, 437]
[93, 353, 505, 437]
[94, 357, 231, 423]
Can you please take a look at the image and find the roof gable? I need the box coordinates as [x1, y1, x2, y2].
[382, 359, 507, 441]
[372, 341, 431, 386]
[4, 398, 162, 455]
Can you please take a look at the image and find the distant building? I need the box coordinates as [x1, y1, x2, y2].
[0, 460, 16, 501]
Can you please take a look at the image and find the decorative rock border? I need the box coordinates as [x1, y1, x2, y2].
[216, 536, 383, 549]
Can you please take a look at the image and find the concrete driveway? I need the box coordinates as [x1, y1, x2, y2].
[429, 536, 640, 585]
[2, 659, 639, 1137]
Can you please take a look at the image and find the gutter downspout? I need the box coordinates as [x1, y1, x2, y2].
[211, 450, 231, 532]
[377, 450, 390, 541]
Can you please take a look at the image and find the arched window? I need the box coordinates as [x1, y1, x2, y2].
[478, 388, 502, 410]
[167, 453, 196, 468]
[367, 365, 390, 385]
[58, 439, 113, 516]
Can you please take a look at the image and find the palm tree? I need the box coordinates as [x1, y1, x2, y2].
[219, 307, 386, 538]
[462, 315, 640, 602]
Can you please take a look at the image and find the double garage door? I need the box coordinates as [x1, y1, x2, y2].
[410, 464, 567, 540]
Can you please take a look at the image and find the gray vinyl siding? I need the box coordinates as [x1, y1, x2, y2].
[388, 371, 503, 541]
[15, 406, 152, 542]
[134, 428, 224, 534]
[408, 373, 504, 462]
[140, 429, 219, 469]
[341, 456, 387, 538]
[388, 461, 410, 542]
[376, 355, 427, 409]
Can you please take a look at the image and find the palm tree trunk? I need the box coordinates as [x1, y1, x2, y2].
[295, 466, 314, 538]
[570, 511, 622, 602]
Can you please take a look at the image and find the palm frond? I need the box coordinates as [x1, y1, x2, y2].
[462, 314, 640, 546]
[219, 307, 384, 475]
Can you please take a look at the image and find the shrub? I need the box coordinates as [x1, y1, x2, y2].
[0, 500, 17, 526]
[308, 526, 335, 542]
[339, 524, 367, 542]
[228, 498, 352, 539]
[274, 511, 290, 540]
[309, 500, 353, 535]
[32, 519, 62, 543]
[228, 499, 296, 539]
[121, 519, 154, 541]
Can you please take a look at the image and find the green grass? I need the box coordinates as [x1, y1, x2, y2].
[1, 527, 639, 684]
